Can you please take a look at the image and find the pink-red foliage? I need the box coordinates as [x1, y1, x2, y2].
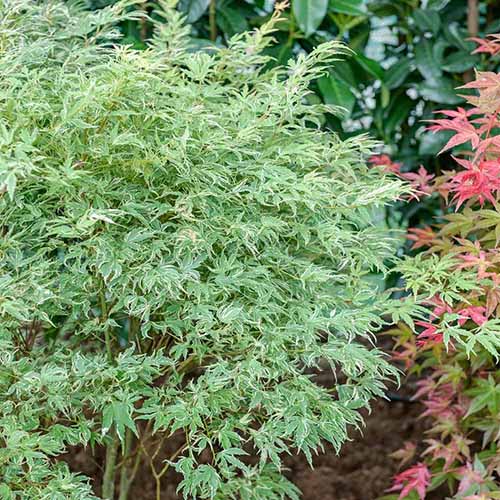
[384, 34, 500, 499]
[388, 463, 431, 500]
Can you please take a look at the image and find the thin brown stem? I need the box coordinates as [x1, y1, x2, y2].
[156, 443, 188, 479]
[465, 0, 479, 82]
[141, 430, 187, 500]
[467, 0, 479, 37]
[209, 0, 217, 42]
[152, 442, 187, 500]
[117, 429, 133, 500]
[140, 3, 148, 41]
[99, 286, 114, 364]
[116, 420, 153, 469]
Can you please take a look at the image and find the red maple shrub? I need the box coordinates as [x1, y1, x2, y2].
[376, 35, 500, 500]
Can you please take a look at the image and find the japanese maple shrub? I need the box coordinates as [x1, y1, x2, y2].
[0, 1, 408, 499]
[384, 35, 500, 500]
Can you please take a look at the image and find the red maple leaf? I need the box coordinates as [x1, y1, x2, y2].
[457, 305, 488, 326]
[415, 320, 443, 347]
[423, 435, 472, 471]
[413, 376, 437, 400]
[471, 34, 500, 56]
[456, 462, 486, 495]
[426, 295, 453, 319]
[392, 340, 418, 370]
[421, 384, 455, 419]
[369, 154, 402, 174]
[427, 107, 481, 154]
[459, 72, 500, 111]
[400, 166, 435, 199]
[484, 273, 500, 315]
[390, 441, 417, 468]
[415, 380, 468, 426]
[456, 243, 497, 279]
[388, 463, 430, 500]
[460, 71, 500, 91]
[449, 157, 500, 208]
[407, 226, 436, 250]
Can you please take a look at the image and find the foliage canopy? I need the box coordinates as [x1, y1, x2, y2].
[0, 1, 406, 498]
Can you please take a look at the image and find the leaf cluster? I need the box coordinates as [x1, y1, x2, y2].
[0, 1, 405, 498]
[389, 34, 500, 499]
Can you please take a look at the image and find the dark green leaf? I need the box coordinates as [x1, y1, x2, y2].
[426, 0, 451, 9]
[216, 6, 248, 37]
[317, 75, 355, 117]
[381, 84, 390, 108]
[292, 0, 328, 36]
[330, 60, 358, 87]
[354, 54, 384, 80]
[443, 23, 475, 51]
[442, 51, 478, 72]
[178, 0, 210, 23]
[486, 18, 500, 34]
[349, 24, 370, 52]
[384, 95, 413, 136]
[330, 0, 365, 16]
[433, 39, 448, 63]
[415, 38, 442, 83]
[267, 44, 294, 66]
[418, 78, 463, 104]
[413, 8, 440, 35]
[187, 37, 221, 51]
[384, 59, 413, 89]
[367, 1, 404, 17]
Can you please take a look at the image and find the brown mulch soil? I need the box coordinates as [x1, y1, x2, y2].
[283, 398, 442, 500]
[62, 387, 450, 500]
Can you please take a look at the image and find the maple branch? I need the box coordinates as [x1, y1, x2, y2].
[465, 0, 479, 82]
[467, 0, 479, 37]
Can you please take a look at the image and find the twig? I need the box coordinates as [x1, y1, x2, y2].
[209, 0, 217, 42]
[102, 430, 119, 500]
[465, 0, 479, 82]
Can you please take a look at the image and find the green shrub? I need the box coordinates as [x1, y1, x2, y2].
[0, 1, 407, 498]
